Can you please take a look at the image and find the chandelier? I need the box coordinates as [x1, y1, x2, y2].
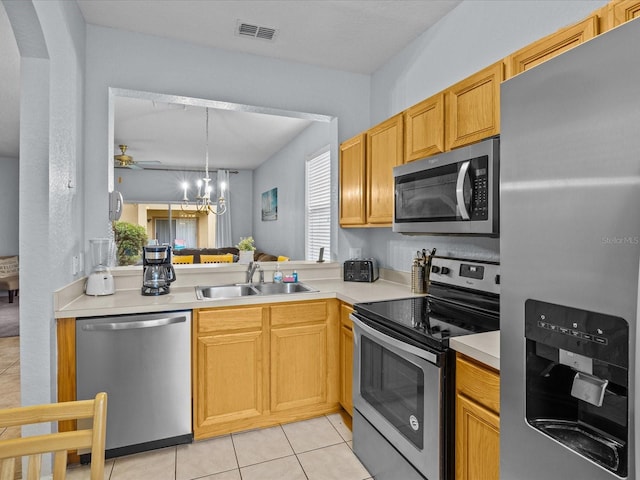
[181, 107, 227, 215]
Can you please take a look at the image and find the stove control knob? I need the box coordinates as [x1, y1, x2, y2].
[431, 266, 441, 274]
[440, 267, 450, 275]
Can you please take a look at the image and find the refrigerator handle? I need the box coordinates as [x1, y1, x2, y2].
[81, 316, 186, 331]
[456, 160, 471, 220]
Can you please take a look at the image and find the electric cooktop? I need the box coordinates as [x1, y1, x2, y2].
[353, 257, 500, 351]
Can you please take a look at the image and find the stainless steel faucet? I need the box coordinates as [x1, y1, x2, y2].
[246, 262, 261, 284]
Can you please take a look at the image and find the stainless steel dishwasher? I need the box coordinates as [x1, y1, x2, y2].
[76, 310, 192, 459]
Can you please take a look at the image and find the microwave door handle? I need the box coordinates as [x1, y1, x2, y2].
[455, 160, 471, 220]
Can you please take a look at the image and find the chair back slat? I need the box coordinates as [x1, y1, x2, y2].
[26, 453, 41, 479]
[0, 392, 107, 480]
[0, 458, 15, 479]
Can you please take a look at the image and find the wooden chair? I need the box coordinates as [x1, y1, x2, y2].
[172, 255, 194, 264]
[0, 392, 107, 480]
[200, 254, 234, 264]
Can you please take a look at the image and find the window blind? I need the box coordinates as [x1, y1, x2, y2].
[306, 149, 331, 261]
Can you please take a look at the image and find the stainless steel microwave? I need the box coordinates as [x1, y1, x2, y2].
[393, 137, 499, 236]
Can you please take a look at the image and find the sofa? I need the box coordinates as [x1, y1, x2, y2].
[0, 256, 19, 303]
[172, 247, 280, 263]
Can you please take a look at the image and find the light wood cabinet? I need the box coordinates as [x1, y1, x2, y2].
[339, 133, 367, 226]
[194, 299, 340, 440]
[446, 61, 503, 151]
[366, 113, 404, 225]
[455, 353, 500, 480]
[270, 301, 329, 412]
[610, 0, 640, 27]
[339, 302, 354, 416]
[505, 15, 599, 78]
[404, 92, 445, 161]
[193, 306, 268, 439]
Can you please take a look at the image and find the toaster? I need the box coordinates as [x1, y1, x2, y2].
[344, 259, 379, 282]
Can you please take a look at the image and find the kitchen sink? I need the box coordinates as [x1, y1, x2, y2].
[196, 282, 317, 300]
[195, 284, 259, 300]
[253, 282, 317, 295]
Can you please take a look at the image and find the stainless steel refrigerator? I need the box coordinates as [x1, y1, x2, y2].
[500, 19, 640, 480]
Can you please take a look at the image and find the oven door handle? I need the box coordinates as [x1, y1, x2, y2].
[456, 160, 471, 220]
[350, 314, 439, 365]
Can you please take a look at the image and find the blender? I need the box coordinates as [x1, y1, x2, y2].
[85, 238, 116, 296]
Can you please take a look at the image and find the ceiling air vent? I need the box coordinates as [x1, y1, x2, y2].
[236, 20, 277, 41]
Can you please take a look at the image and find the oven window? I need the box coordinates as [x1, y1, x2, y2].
[360, 336, 424, 449]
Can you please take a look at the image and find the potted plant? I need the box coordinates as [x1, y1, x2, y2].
[113, 221, 148, 266]
[236, 236, 256, 264]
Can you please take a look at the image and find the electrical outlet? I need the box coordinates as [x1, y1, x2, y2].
[72, 255, 79, 275]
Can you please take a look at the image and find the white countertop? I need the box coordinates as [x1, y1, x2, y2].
[450, 331, 500, 371]
[55, 265, 499, 369]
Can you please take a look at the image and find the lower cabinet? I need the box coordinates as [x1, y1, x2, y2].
[339, 302, 354, 416]
[455, 353, 500, 480]
[193, 299, 340, 440]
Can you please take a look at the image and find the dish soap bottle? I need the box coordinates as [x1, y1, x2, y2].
[273, 263, 283, 283]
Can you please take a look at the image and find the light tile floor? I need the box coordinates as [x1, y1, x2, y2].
[0, 336, 371, 480]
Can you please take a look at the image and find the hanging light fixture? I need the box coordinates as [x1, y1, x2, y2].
[181, 108, 227, 215]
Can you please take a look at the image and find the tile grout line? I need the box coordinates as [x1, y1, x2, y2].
[279, 422, 309, 480]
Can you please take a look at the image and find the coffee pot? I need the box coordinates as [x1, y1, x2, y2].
[141, 244, 176, 296]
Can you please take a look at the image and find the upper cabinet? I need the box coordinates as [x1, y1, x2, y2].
[339, 133, 367, 226]
[445, 61, 503, 151]
[339, 115, 403, 228]
[404, 93, 445, 162]
[505, 16, 599, 78]
[366, 114, 404, 225]
[609, 0, 640, 28]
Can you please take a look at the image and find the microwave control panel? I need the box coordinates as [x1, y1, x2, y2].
[470, 155, 489, 220]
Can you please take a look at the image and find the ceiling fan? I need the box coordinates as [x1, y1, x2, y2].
[114, 144, 161, 170]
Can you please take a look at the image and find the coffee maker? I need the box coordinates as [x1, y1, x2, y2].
[141, 244, 176, 296]
[524, 299, 628, 477]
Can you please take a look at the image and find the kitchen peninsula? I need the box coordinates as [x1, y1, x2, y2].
[54, 261, 499, 452]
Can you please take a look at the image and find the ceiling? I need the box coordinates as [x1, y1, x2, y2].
[0, 0, 462, 167]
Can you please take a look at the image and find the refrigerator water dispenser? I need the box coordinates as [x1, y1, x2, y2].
[524, 299, 628, 477]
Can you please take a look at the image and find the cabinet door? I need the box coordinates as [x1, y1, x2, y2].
[404, 93, 445, 161]
[339, 133, 367, 226]
[339, 303, 354, 416]
[455, 394, 500, 480]
[194, 330, 264, 433]
[445, 62, 503, 151]
[611, 0, 640, 26]
[366, 114, 403, 224]
[271, 323, 328, 412]
[505, 15, 598, 78]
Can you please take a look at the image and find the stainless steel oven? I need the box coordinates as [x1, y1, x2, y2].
[352, 315, 448, 480]
[351, 256, 500, 480]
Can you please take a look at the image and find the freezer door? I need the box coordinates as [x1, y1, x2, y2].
[500, 19, 640, 480]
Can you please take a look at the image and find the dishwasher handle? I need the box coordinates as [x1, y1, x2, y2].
[81, 315, 187, 332]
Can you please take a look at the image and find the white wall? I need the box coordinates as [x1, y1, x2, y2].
[0, 156, 18, 255]
[253, 121, 332, 260]
[84, 25, 371, 255]
[2, 1, 86, 475]
[340, 0, 608, 271]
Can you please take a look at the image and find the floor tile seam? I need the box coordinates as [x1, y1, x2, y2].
[235, 450, 294, 469]
[228, 427, 243, 473]
[293, 439, 348, 456]
[324, 413, 351, 443]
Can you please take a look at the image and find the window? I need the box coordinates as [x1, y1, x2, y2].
[306, 147, 331, 261]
